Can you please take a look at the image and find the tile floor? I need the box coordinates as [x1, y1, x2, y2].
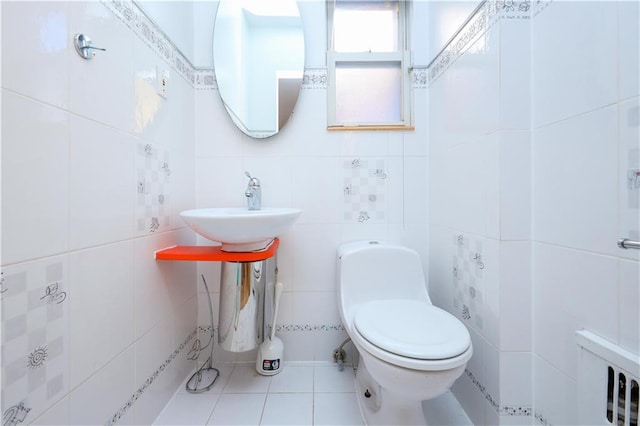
[153, 363, 364, 425]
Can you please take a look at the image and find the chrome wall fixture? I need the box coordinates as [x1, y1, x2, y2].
[74, 33, 106, 60]
[617, 238, 640, 250]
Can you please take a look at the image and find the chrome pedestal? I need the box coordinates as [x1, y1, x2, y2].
[218, 256, 277, 352]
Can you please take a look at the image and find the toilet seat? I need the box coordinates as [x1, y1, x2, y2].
[354, 300, 471, 361]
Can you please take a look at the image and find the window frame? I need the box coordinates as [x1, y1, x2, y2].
[326, 0, 413, 130]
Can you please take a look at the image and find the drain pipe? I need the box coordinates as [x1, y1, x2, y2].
[333, 338, 351, 371]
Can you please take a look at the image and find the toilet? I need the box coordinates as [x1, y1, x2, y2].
[337, 241, 472, 425]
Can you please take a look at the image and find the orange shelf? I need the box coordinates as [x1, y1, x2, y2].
[155, 238, 279, 262]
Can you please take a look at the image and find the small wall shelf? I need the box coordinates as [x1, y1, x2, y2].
[155, 238, 279, 262]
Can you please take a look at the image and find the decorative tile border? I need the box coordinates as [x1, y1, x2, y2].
[302, 68, 328, 90]
[427, 0, 539, 85]
[502, 406, 533, 416]
[107, 329, 197, 426]
[102, 1, 428, 92]
[197, 324, 346, 333]
[101, 0, 195, 85]
[535, 411, 554, 425]
[194, 69, 217, 91]
[412, 66, 428, 89]
[276, 324, 345, 332]
[463, 369, 533, 417]
[102, 0, 330, 91]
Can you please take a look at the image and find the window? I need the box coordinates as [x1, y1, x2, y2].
[327, 0, 413, 130]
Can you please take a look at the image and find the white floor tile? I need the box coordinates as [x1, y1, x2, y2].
[313, 365, 357, 393]
[260, 393, 313, 425]
[268, 365, 314, 393]
[207, 393, 267, 425]
[151, 362, 495, 426]
[154, 393, 219, 425]
[314, 393, 364, 426]
[224, 365, 272, 393]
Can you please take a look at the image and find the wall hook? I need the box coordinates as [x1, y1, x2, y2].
[74, 33, 106, 60]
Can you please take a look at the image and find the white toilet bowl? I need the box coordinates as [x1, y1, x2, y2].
[337, 241, 472, 425]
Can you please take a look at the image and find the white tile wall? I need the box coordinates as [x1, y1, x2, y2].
[426, 225, 455, 311]
[441, 29, 501, 145]
[289, 157, 344, 224]
[403, 156, 429, 224]
[1, 255, 70, 422]
[285, 89, 343, 158]
[533, 243, 619, 383]
[451, 372, 486, 426]
[30, 396, 69, 426]
[618, 0, 640, 101]
[0, 1, 70, 109]
[427, 1, 599, 423]
[618, 258, 640, 355]
[69, 115, 136, 250]
[499, 131, 531, 241]
[532, 0, 618, 128]
[68, 241, 135, 389]
[195, 91, 243, 159]
[499, 18, 531, 131]
[498, 242, 531, 353]
[133, 346, 179, 425]
[1, 91, 70, 265]
[1, 1, 197, 424]
[618, 97, 640, 262]
[291, 224, 341, 293]
[499, 352, 532, 408]
[528, 3, 639, 426]
[533, 106, 619, 257]
[533, 355, 578, 426]
[135, 230, 197, 338]
[68, 1, 135, 131]
[69, 347, 136, 425]
[133, 38, 196, 153]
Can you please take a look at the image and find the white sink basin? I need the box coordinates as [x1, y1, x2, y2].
[180, 207, 301, 252]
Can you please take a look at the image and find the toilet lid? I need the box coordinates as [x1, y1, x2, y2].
[354, 300, 470, 360]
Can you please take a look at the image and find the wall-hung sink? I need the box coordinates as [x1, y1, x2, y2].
[180, 207, 302, 252]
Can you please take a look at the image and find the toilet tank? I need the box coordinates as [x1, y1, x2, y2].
[337, 241, 430, 320]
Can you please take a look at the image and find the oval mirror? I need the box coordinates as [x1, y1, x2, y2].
[213, 0, 305, 139]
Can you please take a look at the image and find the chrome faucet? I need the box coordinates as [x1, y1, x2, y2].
[244, 171, 261, 210]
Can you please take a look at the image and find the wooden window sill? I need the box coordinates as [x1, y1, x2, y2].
[327, 125, 414, 131]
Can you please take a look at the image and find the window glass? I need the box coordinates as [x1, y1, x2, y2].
[333, 1, 399, 52]
[335, 62, 402, 123]
[327, 0, 411, 128]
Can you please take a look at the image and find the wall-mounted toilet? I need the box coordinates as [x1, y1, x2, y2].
[337, 241, 472, 425]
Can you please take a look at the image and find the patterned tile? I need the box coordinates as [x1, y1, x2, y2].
[1, 258, 68, 425]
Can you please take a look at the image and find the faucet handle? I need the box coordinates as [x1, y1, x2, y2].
[245, 171, 260, 186]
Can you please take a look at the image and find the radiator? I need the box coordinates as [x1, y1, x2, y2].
[577, 331, 640, 426]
